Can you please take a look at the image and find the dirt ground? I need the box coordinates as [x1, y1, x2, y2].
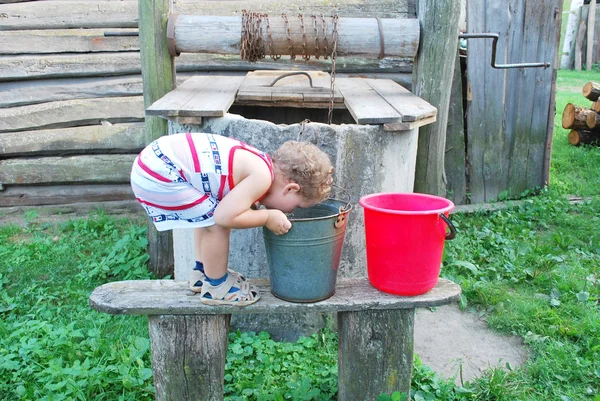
[414, 303, 527, 384]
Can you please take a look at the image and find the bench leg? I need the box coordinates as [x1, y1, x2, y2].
[337, 309, 415, 400]
[148, 314, 231, 401]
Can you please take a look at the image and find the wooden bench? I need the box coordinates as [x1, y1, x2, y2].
[90, 277, 460, 401]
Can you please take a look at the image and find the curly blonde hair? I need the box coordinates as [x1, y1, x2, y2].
[272, 141, 334, 203]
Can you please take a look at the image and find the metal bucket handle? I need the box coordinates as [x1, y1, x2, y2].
[334, 184, 352, 228]
[440, 213, 457, 240]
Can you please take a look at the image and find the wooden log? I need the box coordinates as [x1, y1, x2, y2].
[0, 0, 413, 30]
[0, 123, 145, 157]
[148, 315, 230, 401]
[338, 309, 414, 400]
[568, 129, 600, 146]
[0, 97, 144, 133]
[562, 103, 596, 130]
[582, 81, 600, 101]
[0, 53, 412, 82]
[173, 15, 420, 58]
[0, 29, 139, 55]
[0, 184, 135, 207]
[139, 0, 175, 279]
[592, 101, 600, 113]
[586, 110, 600, 129]
[412, 0, 461, 196]
[0, 155, 135, 185]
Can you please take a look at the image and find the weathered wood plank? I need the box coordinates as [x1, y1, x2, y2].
[0, 123, 145, 157]
[0, 185, 136, 207]
[444, 53, 467, 205]
[0, 29, 139, 55]
[147, 76, 244, 117]
[0, 53, 412, 82]
[338, 309, 414, 400]
[0, 97, 144, 133]
[149, 315, 230, 401]
[365, 78, 437, 122]
[89, 278, 461, 315]
[0, 1, 413, 30]
[0, 155, 135, 185]
[412, 0, 461, 196]
[467, 0, 561, 202]
[335, 78, 402, 124]
[0, 72, 408, 108]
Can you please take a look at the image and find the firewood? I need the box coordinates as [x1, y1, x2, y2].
[562, 103, 596, 129]
[583, 82, 600, 101]
[592, 101, 600, 113]
[587, 111, 600, 129]
[568, 129, 600, 146]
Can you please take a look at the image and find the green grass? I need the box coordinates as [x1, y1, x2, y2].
[1, 72, 600, 401]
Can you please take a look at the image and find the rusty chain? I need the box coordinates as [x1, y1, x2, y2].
[240, 12, 339, 124]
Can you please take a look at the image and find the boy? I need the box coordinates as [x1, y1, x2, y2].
[131, 132, 334, 306]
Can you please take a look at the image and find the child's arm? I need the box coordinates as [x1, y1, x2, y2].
[213, 159, 291, 234]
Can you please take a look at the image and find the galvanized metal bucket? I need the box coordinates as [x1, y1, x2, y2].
[263, 198, 352, 303]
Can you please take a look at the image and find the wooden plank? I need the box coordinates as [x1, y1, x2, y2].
[412, 0, 461, 196]
[444, 53, 467, 205]
[383, 115, 436, 131]
[0, 29, 139, 55]
[335, 78, 402, 124]
[147, 75, 245, 117]
[0, 97, 144, 133]
[0, 72, 231, 108]
[365, 78, 437, 122]
[0, 1, 413, 30]
[0, 154, 135, 185]
[237, 70, 343, 104]
[0, 123, 145, 157]
[0, 184, 135, 207]
[0, 53, 412, 82]
[89, 277, 461, 316]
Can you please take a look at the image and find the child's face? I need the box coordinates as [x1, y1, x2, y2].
[261, 192, 315, 213]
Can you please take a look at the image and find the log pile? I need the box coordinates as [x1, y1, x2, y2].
[562, 81, 600, 146]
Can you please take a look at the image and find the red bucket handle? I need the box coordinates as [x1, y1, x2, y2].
[440, 214, 456, 240]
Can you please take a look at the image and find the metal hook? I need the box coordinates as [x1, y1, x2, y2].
[267, 71, 314, 87]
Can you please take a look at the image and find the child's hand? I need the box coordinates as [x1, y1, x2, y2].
[265, 210, 292, 235]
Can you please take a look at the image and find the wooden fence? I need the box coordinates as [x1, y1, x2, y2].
[0, 0, 415, 209]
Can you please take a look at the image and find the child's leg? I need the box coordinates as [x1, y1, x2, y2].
[196, 224, 230, 280]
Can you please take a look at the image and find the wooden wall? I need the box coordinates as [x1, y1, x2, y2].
[0, 0, 415, 209]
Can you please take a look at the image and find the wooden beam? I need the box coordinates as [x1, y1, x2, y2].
[587, 0, 597, 71]
[0, 123, 145, 157]
[0, 29, 139, 55]
[0, 155, 135, 185]
[0, 97, 144, 133]
[0, 53, 412, 82]
[138, 0, 175, 278]
[412, 0, 461, 196]
[0, 0, 413, 30]
[0, 184, 135, 207]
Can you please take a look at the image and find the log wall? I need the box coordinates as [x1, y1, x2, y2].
[0, 0, 415, 209]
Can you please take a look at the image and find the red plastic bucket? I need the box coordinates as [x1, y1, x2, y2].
[359, 192, 456, 296]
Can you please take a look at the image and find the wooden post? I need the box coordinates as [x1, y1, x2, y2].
[337, 309, 415, 400]
[139, 0, 175, 277]
[148, 315, 231, 401]
[412, 0, 461, 196]
[561, 0, 584, 69]
[575, 20, 586, 71]
[587, 0, 597, 71]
